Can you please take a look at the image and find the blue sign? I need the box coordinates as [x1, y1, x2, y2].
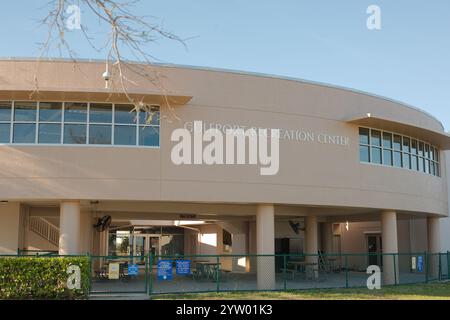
[128, 264, 139, 276]
[176, 260, 191, 275]
[157, 260, 173, 280]
[417, 256, 424, 272]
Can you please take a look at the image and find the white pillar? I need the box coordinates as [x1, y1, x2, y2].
[381, 210, 399, 285]
[59, 201, 81, 255]
[427, 217, 441, 278]
[304, 216, 318, 279]
[256, 204, 275, 290]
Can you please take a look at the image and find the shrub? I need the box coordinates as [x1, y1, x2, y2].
[0, 256, 90, 300]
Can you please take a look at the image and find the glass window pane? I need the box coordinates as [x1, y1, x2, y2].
[115, 104, 137, 124]
[430, 162, 435, 176]
[114, 125, 136, 146]
[38, 124, 61, 144]
[435, 149, 439, 163]
[425, 159, 430, 174]
[139, 106, 160, 125]
[403, 153, 411, 169]
[64, 124, 86, 144]
[394, 151, 402, 168]
[14, 102, 37, 122]
[418, 142, 424, 156]
[383, 149, 392, 166]
[411, 140, 418, 155]
[360, 145, 370, 162]
[411, 156, 418, 171]
[429, 147, 435, 161]
[425, 144, 430, 159]
[0, 102, 12, 121]
[393, 135, 402, 151]
[90, 103, 112, 123]
[39, 102, 62, 122]
[139, 126, 159, 147]
[359, 128, 369, 145]
[436, 163, 440, 177]
[64, 103, 87, 122]
[0, 123, 10, 143]
[89, 125, 112, 145]
[13, 123, 35, 143]
[371, 130, 381, 147]
[371, 147, 382, 164]
[402, 137, 410, 153]
[418, 157, 424, 172]
[382, 132, 392, 149]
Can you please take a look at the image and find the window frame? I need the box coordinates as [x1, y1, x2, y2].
[359, 126, 440, 177]
[0, 100, 161, 149]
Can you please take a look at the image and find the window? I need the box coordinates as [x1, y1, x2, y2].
[359, 128, 370, 163]
[114, 104, 137, 146]
[13, 102, 37, 143]
[64, 103, 87, 144]
[89, 103, 112, 145]
[359, 127, 440, 177]
[138, 105, 160, 147]
[0, 102, 11, 143]
[39, 102, 62, 144]
[0, 101, 160, 148]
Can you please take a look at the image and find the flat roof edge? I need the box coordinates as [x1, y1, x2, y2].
[0, 57, 445, 131]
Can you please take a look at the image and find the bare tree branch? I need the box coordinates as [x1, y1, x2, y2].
[37, 0, 187, 123]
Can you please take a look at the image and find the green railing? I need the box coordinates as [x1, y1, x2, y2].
[17, 249, 59, 256]
[2, 251, 450, 297]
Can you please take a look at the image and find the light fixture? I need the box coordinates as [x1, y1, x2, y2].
[345, 221, 349, 231]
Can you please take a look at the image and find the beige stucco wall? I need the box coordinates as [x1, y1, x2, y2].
[0, 60, 448, 217]
[0, 202, 22, 253]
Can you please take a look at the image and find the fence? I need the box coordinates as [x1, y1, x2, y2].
[147, 252, 450, 295]
[2, 251, 450, 297]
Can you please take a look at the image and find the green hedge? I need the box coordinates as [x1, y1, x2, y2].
[0, 256, 90, 300]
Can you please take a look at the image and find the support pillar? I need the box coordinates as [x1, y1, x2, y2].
[381, 210, 399, 285]
[256, 204, 275, 290]
[304, 216, 318, 279]
[59, 201, 81, 255]
[427, 217, 441, 278]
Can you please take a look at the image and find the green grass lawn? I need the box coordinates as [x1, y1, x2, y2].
[154, 282, 450, 300]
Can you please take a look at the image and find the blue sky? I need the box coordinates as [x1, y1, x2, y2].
[0, 1, 449, 130]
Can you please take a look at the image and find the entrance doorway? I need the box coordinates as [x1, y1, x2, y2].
[366, 234, 383, 267]
[132, 234, 161, 264]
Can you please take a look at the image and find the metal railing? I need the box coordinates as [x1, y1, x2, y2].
[28, 216, 60, 246]
[2, 251, 450, 297]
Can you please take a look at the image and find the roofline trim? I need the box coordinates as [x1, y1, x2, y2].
[0, 57, 445, 132]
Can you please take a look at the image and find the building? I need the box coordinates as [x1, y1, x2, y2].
[0, 59, 449, 289]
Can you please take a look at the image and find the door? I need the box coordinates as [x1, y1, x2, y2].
[133, 235, 147, 264]
[132, 234, 161, 264]
[367, 234, 383, 267]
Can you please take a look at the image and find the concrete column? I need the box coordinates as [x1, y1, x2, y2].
[305, 215, 318, 264]
[427, 217, 441, 278]
[256, 204, 275, 290]
[381, 210, 399, 285]
[304, 216, 319, 279]
[59, 201, 81, 255]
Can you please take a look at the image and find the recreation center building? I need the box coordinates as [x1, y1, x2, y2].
[0, 59, 449, 289]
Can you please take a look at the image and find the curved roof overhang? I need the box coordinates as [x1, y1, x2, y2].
[0, 89, 192, 106]
[347, 114, 450, 150]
